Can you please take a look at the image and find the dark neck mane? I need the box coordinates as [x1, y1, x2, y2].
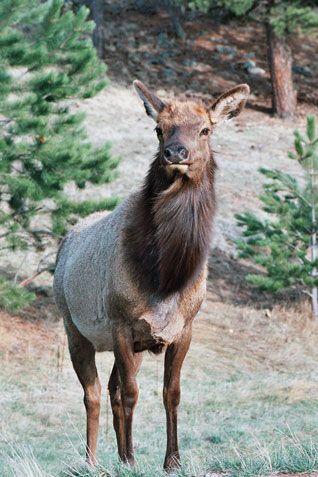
[124, 152, 216, 295]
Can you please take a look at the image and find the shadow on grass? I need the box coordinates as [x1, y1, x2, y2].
[60, 463, 111, 477]
[207, 249, 305, 311]
[245, 100, 273, 115]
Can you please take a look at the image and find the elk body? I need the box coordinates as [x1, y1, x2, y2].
[53, 80, 249, 469]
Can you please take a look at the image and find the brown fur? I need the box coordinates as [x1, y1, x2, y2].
[124, 151, 216, 294]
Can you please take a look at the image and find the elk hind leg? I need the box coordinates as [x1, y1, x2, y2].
[65, 316, 101, 465]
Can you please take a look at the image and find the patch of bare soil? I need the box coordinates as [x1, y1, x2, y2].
[0, 309, 63, 361]
[207, 251, 305, 309]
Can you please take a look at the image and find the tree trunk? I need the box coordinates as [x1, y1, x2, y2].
[266, 24, 296, 119]
[169, 9, 186, 40]
[90, 0, 106, 58]
[162, 0, 185, 40]
[310, 155, 318, 319]
[76, 0, 105, 58]
[310, 201, 318, 319]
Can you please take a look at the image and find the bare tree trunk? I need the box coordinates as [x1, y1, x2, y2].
[311, 224, 318, 319]
[90, 0, 106, 58]
[310, 158, 318, 319]
[169, 9, 186, 40]
[266, 23, 296, 119]
[77, 0, 105, 58]
[162, 0, 185, 39]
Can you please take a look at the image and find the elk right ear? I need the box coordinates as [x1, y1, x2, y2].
[209, 84, 250, 125]
[133, 80, 165, 121]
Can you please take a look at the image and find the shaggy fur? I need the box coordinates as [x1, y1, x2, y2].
[124, 151, 216, 294]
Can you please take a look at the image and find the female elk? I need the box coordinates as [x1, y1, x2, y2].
[53, 80, 249, 469]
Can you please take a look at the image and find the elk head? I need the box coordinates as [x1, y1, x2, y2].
[134, 80, 250, 183]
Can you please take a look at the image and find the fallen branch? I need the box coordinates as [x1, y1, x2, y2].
[19, 270, 45, 287]
[18, 251, 56, 287]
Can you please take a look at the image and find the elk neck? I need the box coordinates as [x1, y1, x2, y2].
[124, 150, 216, 295]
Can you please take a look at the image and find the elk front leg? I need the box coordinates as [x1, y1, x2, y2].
[65, 316, 101, 466]
[108, 362, 125, 461]
[112, 327, 142, 465]
[163, 325, 192, 471]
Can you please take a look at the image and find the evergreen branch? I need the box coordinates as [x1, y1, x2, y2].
[0, 0, 117, 312]
[236, 116, 318, 317]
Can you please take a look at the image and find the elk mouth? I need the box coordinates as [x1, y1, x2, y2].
[163, 157, 193, 175]
[167, 163, 189, 174]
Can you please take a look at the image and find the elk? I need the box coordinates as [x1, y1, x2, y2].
[53, 80, 249, 470]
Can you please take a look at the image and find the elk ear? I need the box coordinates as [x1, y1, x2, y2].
[209, 84, 250, 125]
[133, 80, 165, 121]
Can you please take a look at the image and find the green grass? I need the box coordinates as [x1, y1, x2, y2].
[2, 306, 318, 476]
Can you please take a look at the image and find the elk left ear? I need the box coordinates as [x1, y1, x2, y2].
[209, 84, 250, 125]
[133, 80, 165, 121]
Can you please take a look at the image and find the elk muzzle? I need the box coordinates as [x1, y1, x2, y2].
[164, 143, 190, 164]
[163, 143, 192, 174]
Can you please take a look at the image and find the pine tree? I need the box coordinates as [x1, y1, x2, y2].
[188, 0, 318, 118]
[236, 116, 318, 318]
[0, 0, 119, 311]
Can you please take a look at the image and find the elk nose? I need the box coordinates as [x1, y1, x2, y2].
[164, 144, 189, 164]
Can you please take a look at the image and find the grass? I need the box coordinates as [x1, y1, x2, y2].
[2, 291, 318, 476]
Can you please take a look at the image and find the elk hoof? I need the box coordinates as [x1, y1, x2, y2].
[163, 453, 181, 472]
[86, 456, 96, 467]
[124, 455, 135, 467]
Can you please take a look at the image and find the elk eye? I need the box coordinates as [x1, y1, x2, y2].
[200, 127, 210, 136]
[155, 126, 163, 137]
